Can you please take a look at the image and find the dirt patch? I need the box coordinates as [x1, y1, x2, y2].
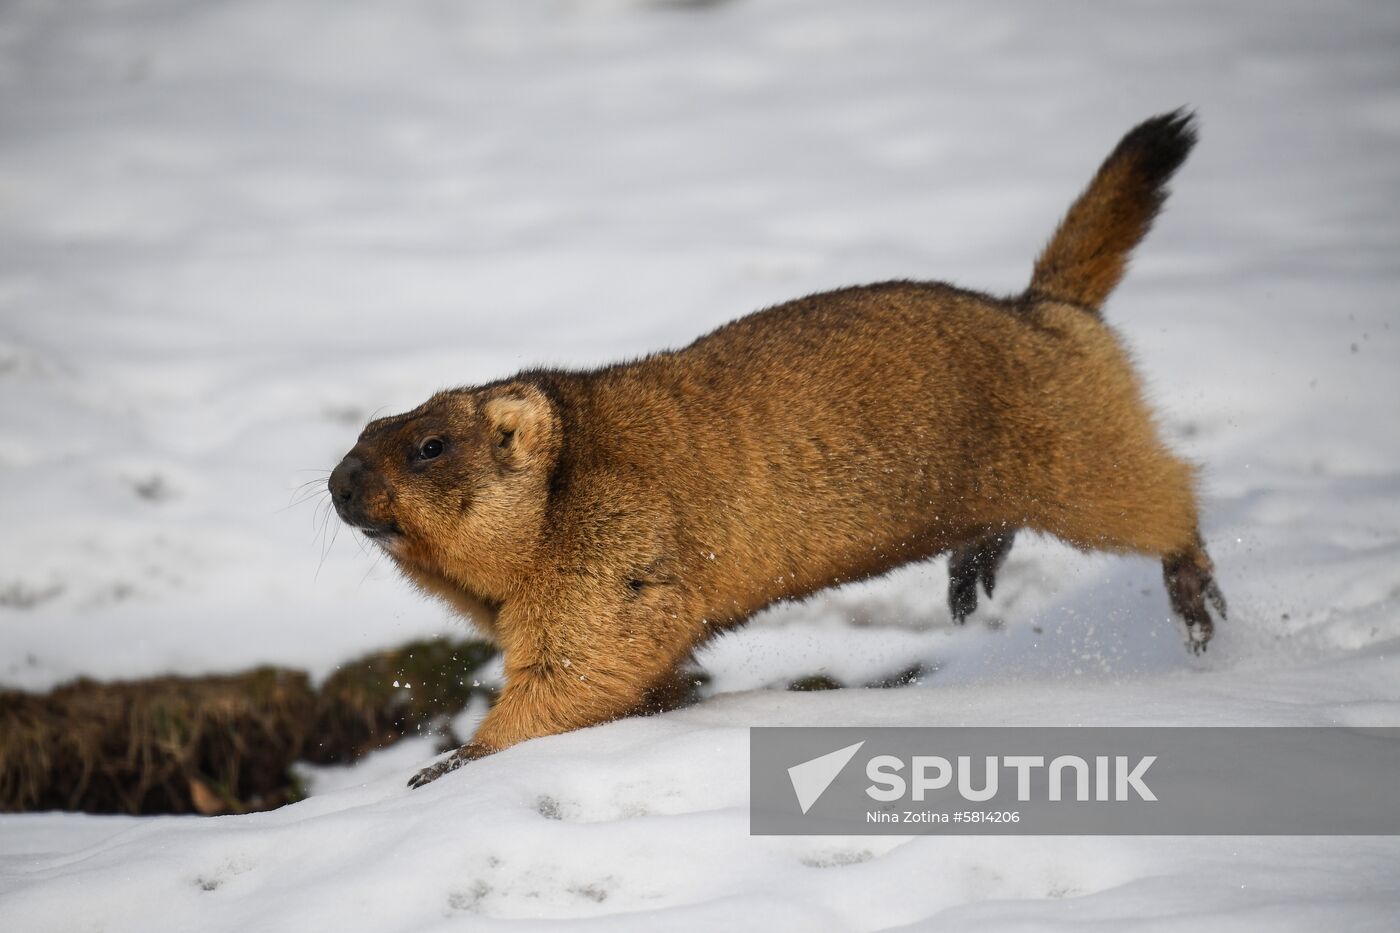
[0, 638, 498, 815]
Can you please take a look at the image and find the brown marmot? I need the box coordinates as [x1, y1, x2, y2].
[328, 110, 1226, 788]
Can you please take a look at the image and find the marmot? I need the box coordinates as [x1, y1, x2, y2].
[329, 110, 1226, 788]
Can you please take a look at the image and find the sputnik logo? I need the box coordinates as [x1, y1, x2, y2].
[787, 741, 865, 814]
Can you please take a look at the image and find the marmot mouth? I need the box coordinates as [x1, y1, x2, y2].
[358, 522, 402, 542]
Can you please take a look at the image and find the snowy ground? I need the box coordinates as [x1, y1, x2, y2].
[3, 0, 1400, 929]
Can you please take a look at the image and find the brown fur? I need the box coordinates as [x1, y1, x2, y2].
[328, 110, 1225, 787]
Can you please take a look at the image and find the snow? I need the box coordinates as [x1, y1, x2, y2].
[3, 0, 1400, 929]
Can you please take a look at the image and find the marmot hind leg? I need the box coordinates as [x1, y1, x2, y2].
[1028, 427, 1225, 652]
[947, 529, 1016, 623]
[1046, 493, 1227, 652]
[1163, 536, 1227, 653]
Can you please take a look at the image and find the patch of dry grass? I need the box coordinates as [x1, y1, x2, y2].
[0, 638, 497, 815]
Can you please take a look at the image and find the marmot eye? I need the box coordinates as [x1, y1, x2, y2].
[417, 437, 445, 460]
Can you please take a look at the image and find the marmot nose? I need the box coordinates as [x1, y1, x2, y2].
[329, 456, 364, 506]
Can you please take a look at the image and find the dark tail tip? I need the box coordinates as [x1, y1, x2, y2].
[1028, 108, 1199, 313]
[1109, 108, 1198, 196]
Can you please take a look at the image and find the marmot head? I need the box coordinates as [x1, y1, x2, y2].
[329, 381, 561, 596]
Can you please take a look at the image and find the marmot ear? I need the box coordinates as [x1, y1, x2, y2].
[482, 384, 561, 469]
